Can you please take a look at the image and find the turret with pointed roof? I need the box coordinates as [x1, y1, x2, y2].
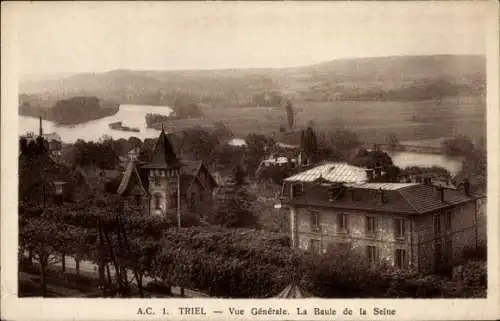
[117, 127, 218, 218]
[142, 127, 182, 170]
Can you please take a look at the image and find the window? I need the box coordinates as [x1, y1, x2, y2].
[433, 214, 441, 235]
[394, 218, 406, 238]
[395, 249, 407, 269]
[135, 195, 142, 207]
[367, 246, 378, 266]
[445, 239, 453, 264]
[310, 211, 321, 232]
[292, 184, 303, 197]
[365, 216, 376, 235]
[190, 192, 196, 209]
[445, 211, 452, 231]
[434, 241, 443, 268]
[153, 176, 161, 186]
[154, 194, 162, 210]
[337, 213, 348, 232]
[310, 239, 321, 255]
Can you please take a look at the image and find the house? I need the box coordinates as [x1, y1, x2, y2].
[19, 152, 87, 206]
[279, 162, 485, 273]
[117, 128, 218, 219]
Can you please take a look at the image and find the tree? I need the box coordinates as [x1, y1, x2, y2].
[328, 129, 361, 153]
[210, 166, 259, 229]
[442, 135, 475, 157]
[385, 133, 399, 149]
[128, 137, 142, 149]
[245, 133, 275, 175]
[301, 127, 318, 161]
[178, 127, 219, 162]
[350, 149, 400, 182]
[212, 121, 234, 141]
[285, 100, 294, 130]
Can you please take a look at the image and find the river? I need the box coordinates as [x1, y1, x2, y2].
[19, 104, 463, 174]
[19, 104, 173, 143]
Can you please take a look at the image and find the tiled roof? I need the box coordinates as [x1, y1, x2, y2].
[291, 183, 479, 215]
[346, 182, 419, 190]
[144, 129, 181, 169]
[117, 161, 148, 195]
[284, 162, 368, 183]
[181, 160, 203, 176]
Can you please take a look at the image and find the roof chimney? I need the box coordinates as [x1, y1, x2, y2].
[463, 179, 471, 197]
[39, 116, 43, 137]
[366, 169, 374, 182]
[379, 188, 386, 204]
[436, 186, 445, 202]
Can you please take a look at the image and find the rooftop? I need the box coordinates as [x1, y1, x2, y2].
[290, 182, 480, 215]
[284, 162, 368, 184]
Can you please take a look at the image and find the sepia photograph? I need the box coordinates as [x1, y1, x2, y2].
[2, 1, 499, 320]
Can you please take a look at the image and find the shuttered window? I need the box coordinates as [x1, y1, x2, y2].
[395, 249, 407, 269]
[394, 218, 406, 238]
[365, 216, 376, 235]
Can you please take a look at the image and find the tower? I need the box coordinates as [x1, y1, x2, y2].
[141, 128, 182, 218]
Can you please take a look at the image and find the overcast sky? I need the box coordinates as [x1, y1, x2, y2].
[6, 1, 488, 77]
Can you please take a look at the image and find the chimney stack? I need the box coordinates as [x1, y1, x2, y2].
[366, 169, 374, 182]
[463, 179, 471, 197]
[436, 186, 445, 202]
[379, 188, 386, 204]
[39, 116, 43, 137]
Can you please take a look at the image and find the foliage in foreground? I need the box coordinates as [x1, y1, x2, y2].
[19, 203, 486, 298]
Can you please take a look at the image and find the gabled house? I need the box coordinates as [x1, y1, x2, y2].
[117, 129, 218, 219]
[279, 162, 486, 273]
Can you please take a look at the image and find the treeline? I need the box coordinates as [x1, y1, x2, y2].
[19, 96, 120, 125]
[337, 80, 485, 102]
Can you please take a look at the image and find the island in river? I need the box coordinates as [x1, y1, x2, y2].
[19, 95, 119, 126]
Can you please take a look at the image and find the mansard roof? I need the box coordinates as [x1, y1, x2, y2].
[290, 182, 481, 215]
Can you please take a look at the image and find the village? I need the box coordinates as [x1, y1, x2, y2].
[18, 109, 487, 298]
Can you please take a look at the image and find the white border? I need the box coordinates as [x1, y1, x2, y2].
[2, 1, 500, 321]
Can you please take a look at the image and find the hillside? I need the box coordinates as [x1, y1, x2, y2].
[19, 55, 486, 107]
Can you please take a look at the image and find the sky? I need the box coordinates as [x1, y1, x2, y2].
[5, 1, 489, 77]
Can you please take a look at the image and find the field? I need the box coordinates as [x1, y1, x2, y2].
[159, 95, 486, 145]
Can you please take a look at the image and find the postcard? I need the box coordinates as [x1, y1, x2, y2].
[1, 1, 499, 320]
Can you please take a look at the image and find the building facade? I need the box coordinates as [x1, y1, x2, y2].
[281, 162, 485, 273]
[117, 129, 218, 220]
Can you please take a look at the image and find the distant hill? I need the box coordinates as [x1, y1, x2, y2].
[19, 55, 486, 106]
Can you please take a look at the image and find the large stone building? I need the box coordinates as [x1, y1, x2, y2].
[280, 162, 486, 273]
[117, 129, 218, 220]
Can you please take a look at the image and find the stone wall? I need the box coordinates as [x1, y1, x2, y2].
[295, 207, 413, 268]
